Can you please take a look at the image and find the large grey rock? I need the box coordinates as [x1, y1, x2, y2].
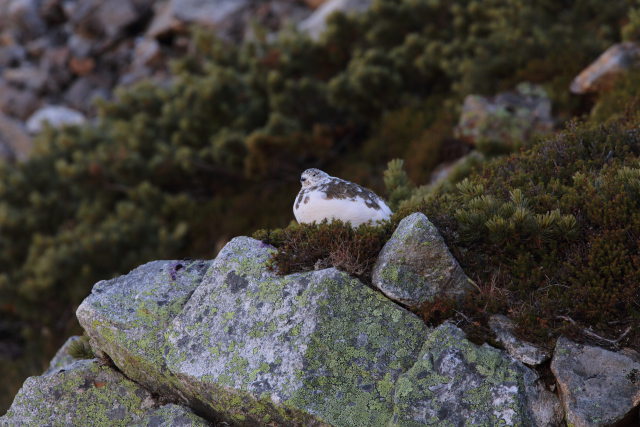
[372, 212, 473, 308]
[551, 337, 640, 426]
[77, 259, 212, 399]
[0, 359, 209, 426]
[571, 42, 640, 94]
[26, 105, 86, 133]
[392, 323, 563, 426]
[79, 237, 430, 425]
[299, 0, 372, 40]
[489, 315, 550, 366]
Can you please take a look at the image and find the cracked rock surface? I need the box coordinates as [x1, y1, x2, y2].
[551, 337, 640, 427]
[69, 236, 562, 426]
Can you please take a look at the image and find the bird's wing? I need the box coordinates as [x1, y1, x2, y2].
[317, 178, 385, 211]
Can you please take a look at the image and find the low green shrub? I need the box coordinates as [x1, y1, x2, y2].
[415, 121, 640, 348]
[253, 220, 394, 281]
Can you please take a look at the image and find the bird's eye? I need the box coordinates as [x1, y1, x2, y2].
[301, 177, 307, 182]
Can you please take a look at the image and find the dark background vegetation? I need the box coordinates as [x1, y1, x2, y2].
[3, 0, 640, 412]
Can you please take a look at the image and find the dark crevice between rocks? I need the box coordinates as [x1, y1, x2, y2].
[611, 406, 640, 427]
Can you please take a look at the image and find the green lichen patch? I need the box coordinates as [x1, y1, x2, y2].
[161, 237, 429, 426]
[0, 360, 208, 426]
[391, 323, 544, 426]
[286, 272, 429, 427]
[76, 259, 211, 397]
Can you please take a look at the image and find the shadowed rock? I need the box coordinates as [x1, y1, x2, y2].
[44, 335, 83, 375]
[551, 337, 640, 427]
[489, 315, 551, 366]
[570, 42, 640, 94]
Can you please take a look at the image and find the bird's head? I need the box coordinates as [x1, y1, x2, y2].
[300, 168, 329, 188]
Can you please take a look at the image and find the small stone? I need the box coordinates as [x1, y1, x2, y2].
[145, 0, 183, 38]
[39, 45, 72, 92]
[0, 81, 40, 119]
[63, 75, 111, 112]
[171, 0, 249, 29]
[132, 37, 162, 67]
[26, 105, 86, 133]
[69, 56, 96, 76]
[489, 314, 550, 366]
[3, 65, 47, 92]
[571, 42, 640, 94]
[0, 44, 26, 68]
[70, 0, 140, 40]
[305, 0, 330, 9]
[67, 33, 95, 57]
[551, 336, 640, 426]
[146, 0, 250, 39]
[7, 0, 46, 40]
[298, 0, 372, 40]
[0, 111, 32, 161]
[372, 212, 473, 308]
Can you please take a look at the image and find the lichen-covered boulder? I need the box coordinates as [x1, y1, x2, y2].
[391, 323, 563, 426]
[0, 359, 208, 426]
[77, 259, 212, 397]
[78, 237, 431, 425]
[570, 42, 640, 94]
[551, 337, 640, 426]
[372, 212, 473, 308]
[489, 315, 550, 366]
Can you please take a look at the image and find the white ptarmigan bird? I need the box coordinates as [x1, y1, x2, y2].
[293, 168, 393, 226]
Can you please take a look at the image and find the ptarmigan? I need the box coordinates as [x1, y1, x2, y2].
[293, 168, 393, 226]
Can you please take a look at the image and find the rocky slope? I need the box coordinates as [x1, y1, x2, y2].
[3, 213, 639, 426]
[0, 0, 370, 161]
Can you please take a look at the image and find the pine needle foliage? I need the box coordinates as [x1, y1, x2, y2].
[67, 336, 95, 360]
[408, 121, 640, 348]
